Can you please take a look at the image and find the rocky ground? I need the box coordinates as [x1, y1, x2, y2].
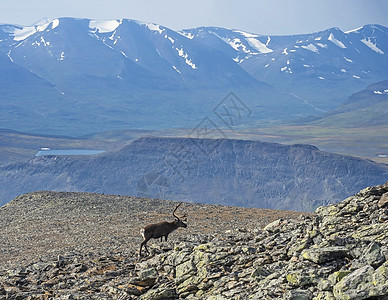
[0, 183, 388, 299]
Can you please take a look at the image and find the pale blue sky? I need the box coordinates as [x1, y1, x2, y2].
[1, 0, 387, 35]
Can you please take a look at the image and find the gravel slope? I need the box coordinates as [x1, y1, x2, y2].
[0, 191, 306, 270]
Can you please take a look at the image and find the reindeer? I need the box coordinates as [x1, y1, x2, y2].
[139, 202, 187, 256]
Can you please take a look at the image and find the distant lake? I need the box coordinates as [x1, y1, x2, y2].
[35, 149, 105, 156]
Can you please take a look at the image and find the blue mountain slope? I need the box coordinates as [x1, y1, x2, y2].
[0, 19, 387, 135]
[182, 25, 388, 110]
[305, 80, 388, 127]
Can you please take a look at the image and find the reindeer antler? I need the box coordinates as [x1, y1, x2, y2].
[173, 202, 187, 220]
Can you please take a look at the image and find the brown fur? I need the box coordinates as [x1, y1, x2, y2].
[139, 203, 187, 256]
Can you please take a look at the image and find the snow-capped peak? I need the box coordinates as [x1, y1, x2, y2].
[2, 19, 60, 41]
[138, 22, 164, 34]
[12, 22, 50, 41]
[89, 19, 122, 34]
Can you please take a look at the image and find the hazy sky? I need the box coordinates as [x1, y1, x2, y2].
[1, 0, 387, 35]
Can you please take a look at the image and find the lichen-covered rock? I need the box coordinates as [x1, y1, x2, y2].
[139, 284, 178, 300]
[371, 261, 388, 297]
[283, 289, 312, 300]
[264, 219, 284, 233]
[313, 291, 335, 300]
[251, 266, 271, 278]
[354, 242, 386, 268]
[301, 247, 348, 264]
[378, 192, 388, 208]
[286, 270, 315, 287]
[327, 271, 351, 285]
[333, 265, 375, 299]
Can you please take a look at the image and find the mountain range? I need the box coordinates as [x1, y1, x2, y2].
[0, 18, 387, 136]
[0, 137, 386, 211]
[183, 25, 388, 109]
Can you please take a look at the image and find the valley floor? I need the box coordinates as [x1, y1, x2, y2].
[214, 125, 388, 165]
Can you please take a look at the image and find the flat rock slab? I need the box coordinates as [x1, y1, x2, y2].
[302, 246, 349, 264]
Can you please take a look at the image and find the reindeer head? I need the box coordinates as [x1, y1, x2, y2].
[173, 202, 187, 228]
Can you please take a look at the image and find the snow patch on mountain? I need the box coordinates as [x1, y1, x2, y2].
[109, 31, 116, 40]
[345, 26, 364, 34]
[301, 44, 319, 53]
[142, 22, 164, 34]
[12, 27, 36, 41]
[7, 50, 13, 62]
[328, 33, 346, 48]
[281, 66, 292, 73]
[373, 89, 388, 94]
[31, 37, 49, 47]
[361, 38, 384, 54]
[234, 30, 259, 38]
[344, 57, 353, 63]
[58, 52, 65, 61]
[11, 21, 51, 41]
[179, 31, 194, 39]
[167, 36, 175, 43]
[172, 65, 181, 74]
[89, 20, 121, 33]
[225, 38, 250, 53]
[176, 47, 197, 69]
[246, 37, 273, 53]
[52, 19, 59, 30]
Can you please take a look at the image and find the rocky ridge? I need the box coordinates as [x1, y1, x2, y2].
[1, 183, 388, 299]
[2, 137, 387, 211]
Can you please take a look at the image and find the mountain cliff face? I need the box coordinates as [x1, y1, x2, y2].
[0, 19, 387, 135]
[0, 137, 386, 211]
[0, 183, 387, 299]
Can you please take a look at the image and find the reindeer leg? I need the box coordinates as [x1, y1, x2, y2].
[139, 241, 145, 256]
[144, 242, 150, 255]
[140, 238, 151, 256]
